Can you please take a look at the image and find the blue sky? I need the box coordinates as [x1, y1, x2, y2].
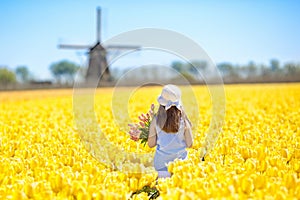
[0, 0, 299, 80]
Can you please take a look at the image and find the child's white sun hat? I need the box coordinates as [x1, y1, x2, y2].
[157, 84, 182, 111]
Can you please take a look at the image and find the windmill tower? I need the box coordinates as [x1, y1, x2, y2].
[58, 7, 139, 84]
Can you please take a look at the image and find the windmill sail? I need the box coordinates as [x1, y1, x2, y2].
[58, 44, 91, 49]
[97, 7, 101, 43]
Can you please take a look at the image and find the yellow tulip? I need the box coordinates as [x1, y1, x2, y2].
[24, 182, 37, 198]
[254, 175, 267, 189]
[241, 147, 252, 160]
[293, 148, 300, 159]
[256, 145, 267, 161]
[293, 161, 300, 173]
[258, 160, 267, 172]
[268, 156, 277, 167]
[76, 188, 89, 200]
[241, 177, 254, 194]
[245, 158, 256, 172]
[129, 177, 139, 191]
[283, 173, 297, 189]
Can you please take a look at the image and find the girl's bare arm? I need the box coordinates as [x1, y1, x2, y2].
[148, 117, 157, 148]
[184, 119, 193, 148]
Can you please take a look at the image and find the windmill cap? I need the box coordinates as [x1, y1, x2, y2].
[157, 84, 182, 111]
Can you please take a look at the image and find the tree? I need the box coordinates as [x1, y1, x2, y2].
[270, 59, 280, 72]
[191, 60, 207, 72]
[0, 67, 17, 85]
[171, 61, 184, 72]
[259, 64, 271, 76]
[246, 61, 257, 77]
[171, 60, 207, 77]
[49, 60, 80, 83]
[15, 66, 30, 83]
[217, 63, 235, 77]
[283, 63, 298, 75]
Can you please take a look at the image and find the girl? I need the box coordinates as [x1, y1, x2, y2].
[148, 84, 193, 178]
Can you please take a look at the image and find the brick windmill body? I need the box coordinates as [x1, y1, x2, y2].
[59, 7, 138, 84]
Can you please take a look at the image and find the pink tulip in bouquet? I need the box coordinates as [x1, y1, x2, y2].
[128, 104, 155, 146]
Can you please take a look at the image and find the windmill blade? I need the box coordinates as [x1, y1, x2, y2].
[58, 44, 91, 49]
[106, 44, 141, 50]
[97, 7, 101, 43]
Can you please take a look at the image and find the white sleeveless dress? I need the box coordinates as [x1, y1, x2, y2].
[154, 117, 187, 177]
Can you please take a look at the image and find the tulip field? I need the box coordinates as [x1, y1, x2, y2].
[0, 83, 300, 199]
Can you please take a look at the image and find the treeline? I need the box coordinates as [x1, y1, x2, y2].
[0, 60, 79, 87]
[1, 59, 300, 89]
[169, 59, 300, 83]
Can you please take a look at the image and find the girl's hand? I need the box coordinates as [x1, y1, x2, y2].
[184, 119, 193, 148]
[148, 117, 157, 148]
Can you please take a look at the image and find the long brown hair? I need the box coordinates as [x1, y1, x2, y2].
[156, 105, 181, 133]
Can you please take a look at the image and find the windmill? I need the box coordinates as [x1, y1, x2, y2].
[58, 7, 139, 84]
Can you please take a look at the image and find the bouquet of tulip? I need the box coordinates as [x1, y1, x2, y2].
[128, 104, 155, 146]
